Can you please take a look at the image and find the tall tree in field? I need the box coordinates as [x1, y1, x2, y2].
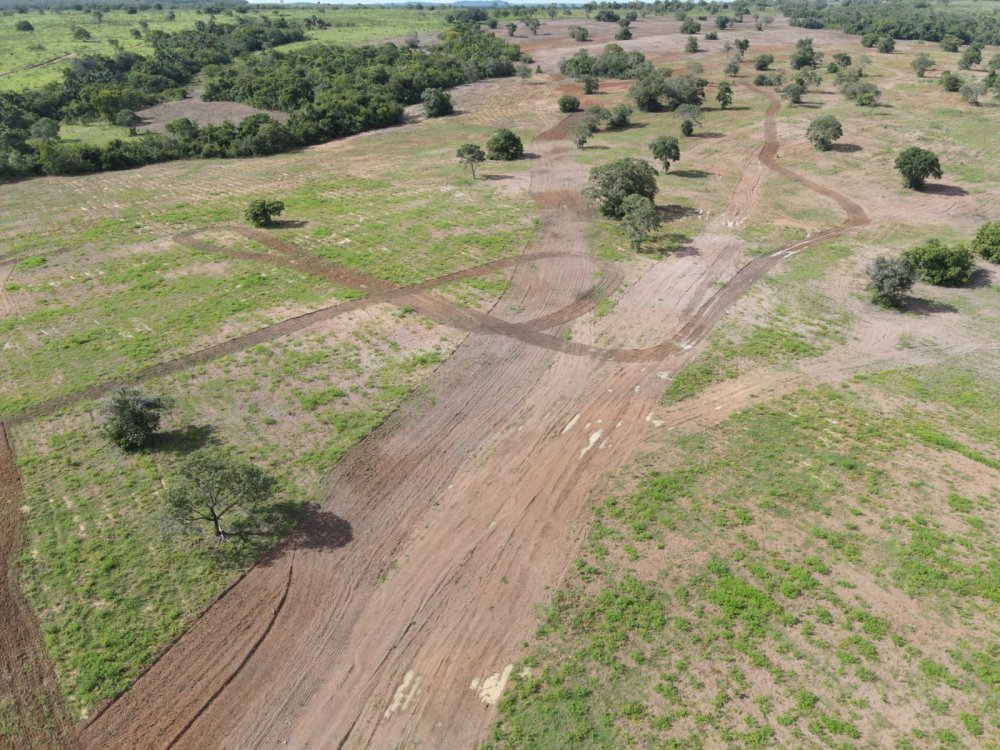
[165, 447, 276, 541]
[456, 143, 486, 179]
[894, 147, 942, 189]
[649, 135, 681, 171]
[621, 194, 661, 252]
[716, 80, 734, 109]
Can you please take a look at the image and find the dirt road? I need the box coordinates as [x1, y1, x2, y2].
[73, 76, 873, 750]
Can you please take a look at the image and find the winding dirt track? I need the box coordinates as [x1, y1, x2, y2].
[26, 82, 873, 750]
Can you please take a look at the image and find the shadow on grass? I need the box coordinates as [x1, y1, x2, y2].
[902, 297, 959, 315]
[965, 267, 993, 289]
[481, 174, 513, 181]
[831, 143, 863, 153]
[153, 424, 217, 454]
[922, 183, 968, 197]
[669, 169, 710, 178]
[658, 204, 700, 221]
[689, 131, 724, 138]
[269, 219, 309, 229]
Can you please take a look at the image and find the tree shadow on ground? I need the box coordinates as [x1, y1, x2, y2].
[690, 131, 724, 138]
[669, 169, 710, 178]
[481, 174, 513, 181]
[152, 424, 217, 454]
[723, 106, 752, 111]
[902, 297, 959, 315]
[831, 143, 863, 153]
[922, 183, 968, 197]
[269, 219, 309, 229]
[291, 504, 354, 552]
[795, 102, 824, 109]
[965, 267, 993, 289]
[254, 504, 354, 567]
[520, 153, 543, 160]
[658, 204, 700, 221]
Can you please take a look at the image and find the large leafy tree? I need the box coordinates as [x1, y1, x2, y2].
[904, 239, 974, 286]
[621, 194, 661, 252]
[806, 115, 843, 151]
[649, 135, 681, 171]
[165, 447, 277, 541]
[865, 255, 915, 307]
[972, 220, 1000, 263]
[894, 147, 942, 190]
[486, 128, 524, 160]
[584, 158, 658, 218]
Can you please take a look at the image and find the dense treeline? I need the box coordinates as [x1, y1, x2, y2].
[779, 0, 1000, 46]
[0, 15, 522, 179]
[559, 43, 653, 79]
[202, 31, 520, 145]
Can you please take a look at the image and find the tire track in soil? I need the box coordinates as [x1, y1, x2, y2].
[73, 81, 874, 750]
[0, 420, 78, 750]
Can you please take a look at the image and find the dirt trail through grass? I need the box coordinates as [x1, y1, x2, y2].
[71, 74, 880, 749]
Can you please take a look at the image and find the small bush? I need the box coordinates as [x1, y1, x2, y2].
[865, 255, 915, 307]
[904, 239, 974, 286]
[99, 384, 170, 451]
[972, 220, 1000, 263]
[421, 88, 453, 118]
[245, 199, 285, 227]
[486, 128, 524, 160]
[558, 94, 580, 113]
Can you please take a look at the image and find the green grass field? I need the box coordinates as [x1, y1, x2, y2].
[488, 366, 1000, 749]
[0, 5, 450, 91]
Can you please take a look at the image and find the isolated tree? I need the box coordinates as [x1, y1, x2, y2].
[576, 107, 605, 136]
[877, 37, 895, 54]
[515, 63, 533, 84]
[735, 38, 750, 54]
[28, 117, 60, 143]
[72, 26, 92, 41]
[615, 26, 632, 41]
[680, 19, 700, 34]
[456, 143, 486, 179]
[790, 38, 822, 70]
[714, 15, 731, 30]
[558, 94, 580, 113]
[15, 19, 34, 31]
[673, 104, 702, 136]
[570, 120, 592, 149]
[852, 82, 882, 108]
[938, 71, 963, 92]
[958, 46, 982, 70]
[960, 82, 987, 106]
[716, 80, 734, 109]
[940, 36, 960, 53]
[911, 53, 934, 77]
[649, 135, 681, 171]
[581, 75, 599, 94]
[584, 158, 659, 218]
[865, 255, 915, 307]
[99, 384, 170, 451]
[685, 36, 699, 54]
[724, 58, 741, 77]
[245, 199, 285, 227]
[165, 447, 276, 541]
[904, 239, 974, 286]
[894, 147, 942, 190]
[422, 88, 453, 118]
[620, 194, 661, 252]
[569, 26, 589, 42]
[754, 53, 774, 71]
[806, 114, 843, 151]
[833, 53, 852, 68]
[525, 17, 540, 35]
[505, 22, 517, 37]
[486, 128, 523, 160]
[781, 82, 806, 105]
[972, 220, 1000, 263]
[605, 103, 632, 129]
